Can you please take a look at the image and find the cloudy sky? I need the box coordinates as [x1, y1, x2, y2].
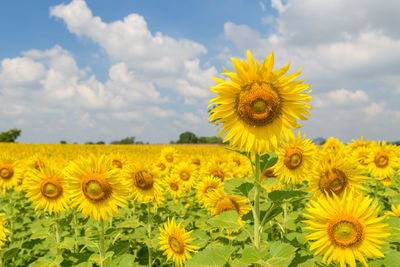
[1, 0, 399, 144]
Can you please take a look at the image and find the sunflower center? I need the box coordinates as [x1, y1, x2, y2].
[157, 162, 166, 171]
[232, 157, 241, 166]
[179, 170, 190, 181]
[82, 176, 111, 201]
[236, 82, 281, 127]
[263, 167, 276, 178]
[212, 170, 225, 181]
[375, 152, 389, 168]
[165, 154, 174, 163]
[168, 236, 185, 254]
[191, 158, 201, 166]
[135, 171, 154, 190]
[40, 179, 63, 199]
[205, 185, 217, 193]
[216, 197, 239, 215]
[111, 160, 122, 169]
[170, 182, 179, 191]
[34, 161, 45, 170]
[319, 168, 347, 196]
[284, 149, 303, 169]
[358, 154, 369, 166]
[328, 215, 363, 247]
[0, 167, 13, 180]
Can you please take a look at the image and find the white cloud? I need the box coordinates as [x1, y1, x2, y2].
[271, 0, 288, 13]
[315, 88, 369, 107]
[363, 102, 386, 120]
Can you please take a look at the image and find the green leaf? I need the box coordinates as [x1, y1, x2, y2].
[261, 206, 283, 225]
[268, 190, 309, 203]
[118, 217, 143, 228]
[59, 237, 75, 251]
[2, 247, 19, 262]
[107, 241, 130, 257]
[30, 255, 63, 267]
[207, 210, 241, 231]
[224, 178, 254, 198]
[387, 216, 400, 242]
[30, 231, 51, 240]
[239, 247, 262, 264]
[260, 152, 278, 173]
[190, 229, 210, 248]
[111, 254, 136, 267]
[186, 246, 236, 267]
[262, 241, 297, 267]
[368, 249, 400, 267]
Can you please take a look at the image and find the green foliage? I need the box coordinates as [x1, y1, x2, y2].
[177, 131, 198, 144]
[0, 128, 21, 142]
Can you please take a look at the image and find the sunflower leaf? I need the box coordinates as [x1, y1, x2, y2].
[186, 245, 236, 267]
[207, 210, 241, 231]
[268, 190, 309, 203]
[224, 178, 254, 198]
[259, 152, 278, 173]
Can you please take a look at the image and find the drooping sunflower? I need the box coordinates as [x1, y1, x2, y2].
[204, 189, 251, 224]
[126, 165, 164, 207]
[0, 214, 8, 249]
[386, 203, 400, 217]
[65, 154, 129, 221]
[368, 141, 400, 179]
[0, 153, 23, 193]
[171, 161, 198, 190]
[195, 175, 223, 206]
[158, 217, 199, 267]
[303, 190, 389, 267]
[23, 165, 69, 214]
[308, 151, 368, 198]
[274, 131, 317, 184]
[208, 50, 312, 155]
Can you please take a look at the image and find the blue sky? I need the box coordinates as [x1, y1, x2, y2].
[1, 0, 400, 144]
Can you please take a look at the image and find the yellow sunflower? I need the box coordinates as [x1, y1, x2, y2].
[274, 131, 317, 184]
[171, 161, 198, 190]
[208, 50, 312, 155]
[164, 175, 183, 200]
[386, 204, 400, 217]
[26, 153, 46, 170]
[154, 158, 171, 179]
[201, 157, 234, 182]
[380, 176, 393, 186]
[126, 165, 164, 207]
[322, 137, 345, 153]
[23, 165, 69, 214]
[350, 146, 373, 171]
[108, 152, 128, 169]
[368, 141, 400, 179]
[195, 175, 223, 206]
[0, 214, 8, 249]
[0, 153, 23, 193]
[308, 151, 368, 198]
[160, 147, 178, 165]
[204, 189, 251, 224]
[158, 217, 199, 267]
[303, 190, 389, 267]
[261, 167, 283, 192]
[65, 154, 129, 221]
[346, 136, 371, 151]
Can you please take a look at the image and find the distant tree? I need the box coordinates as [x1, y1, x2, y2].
[169, 140, 176, 144]
[177, 131, 198, 144]
[0, 128, 21, 142]
[313, 137, 326, 145]
[111, 136, 136, 144]
[60, 140, 67, 144]
[96, 141, 105, 145]
[85, 141, 94, 145]
[198, 136, 224, 144]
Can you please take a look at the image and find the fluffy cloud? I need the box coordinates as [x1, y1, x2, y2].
[315, 88, 369, 107]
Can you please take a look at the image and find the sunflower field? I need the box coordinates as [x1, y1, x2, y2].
[0, 51, 399, 267]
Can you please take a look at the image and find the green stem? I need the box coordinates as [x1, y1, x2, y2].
[282, 202, 287, 235]
[73, 212, 79, 253]
[147, 203, 153, 267]
[254, 154, 261, 251]
[8, 193, 14, 243]
[55, 215, 61, 267]
[99, 219, 106, 267]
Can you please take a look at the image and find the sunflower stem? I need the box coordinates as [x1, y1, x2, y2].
[147, 203, 153, 267]
[8, 192, 14, 243]
[254, 153, 261, 251]
[73, 211, 79, 253]
[99, 219, 106, 267]
[55, 214, 61, 267]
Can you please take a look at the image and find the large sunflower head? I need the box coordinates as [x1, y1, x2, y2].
[274, 131, 317, 184]
[368, 141, 400, 178]
[64, 154, 129, 221]
[125, 164, 164, 207]
[208, 50, 312, 155]
[0, 153, 23, 193]
[308, 151, 368, 198]
[303, 190, 389, 267]
[158, 217, 199, 267]
[204, 188, 251, 224]
[23, 164, 69, 214]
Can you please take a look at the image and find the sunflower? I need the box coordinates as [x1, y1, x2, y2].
[229, 154, 251, 178]
[386, 204, 400, 217]
[201, 157, 234, 182]
[160, 147, 178, 165]
[347, 136, 371, 151]
[164, 175, 183, 200]
[23, 165, 69, 214]
[322, 137, 345, 153]
[261, 167, 283, 192]
[208, 50, 312, 155]
[108, 152, 128, 169]
[154, 158, 171, 179]
[308, 151, 368, 198]
[350, 146, 372, 171]
[65, 154, 129, 221]
[0, 153, 23, 193]
[171, 161, 198, 190]
[204, 189, 251, 224]
[380, 176, 393, 186]
[368, 141, 400, 179]
[26, 153, 46, 170]
[195, 175, 223, 205]
[303, 190, 389, 267]
[190, 156, 202, 170]
[126, 165, 164, 207]
[158, 217, 199, 267]
[0, 214, 8, 249]
[274, 131, 317, 184]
